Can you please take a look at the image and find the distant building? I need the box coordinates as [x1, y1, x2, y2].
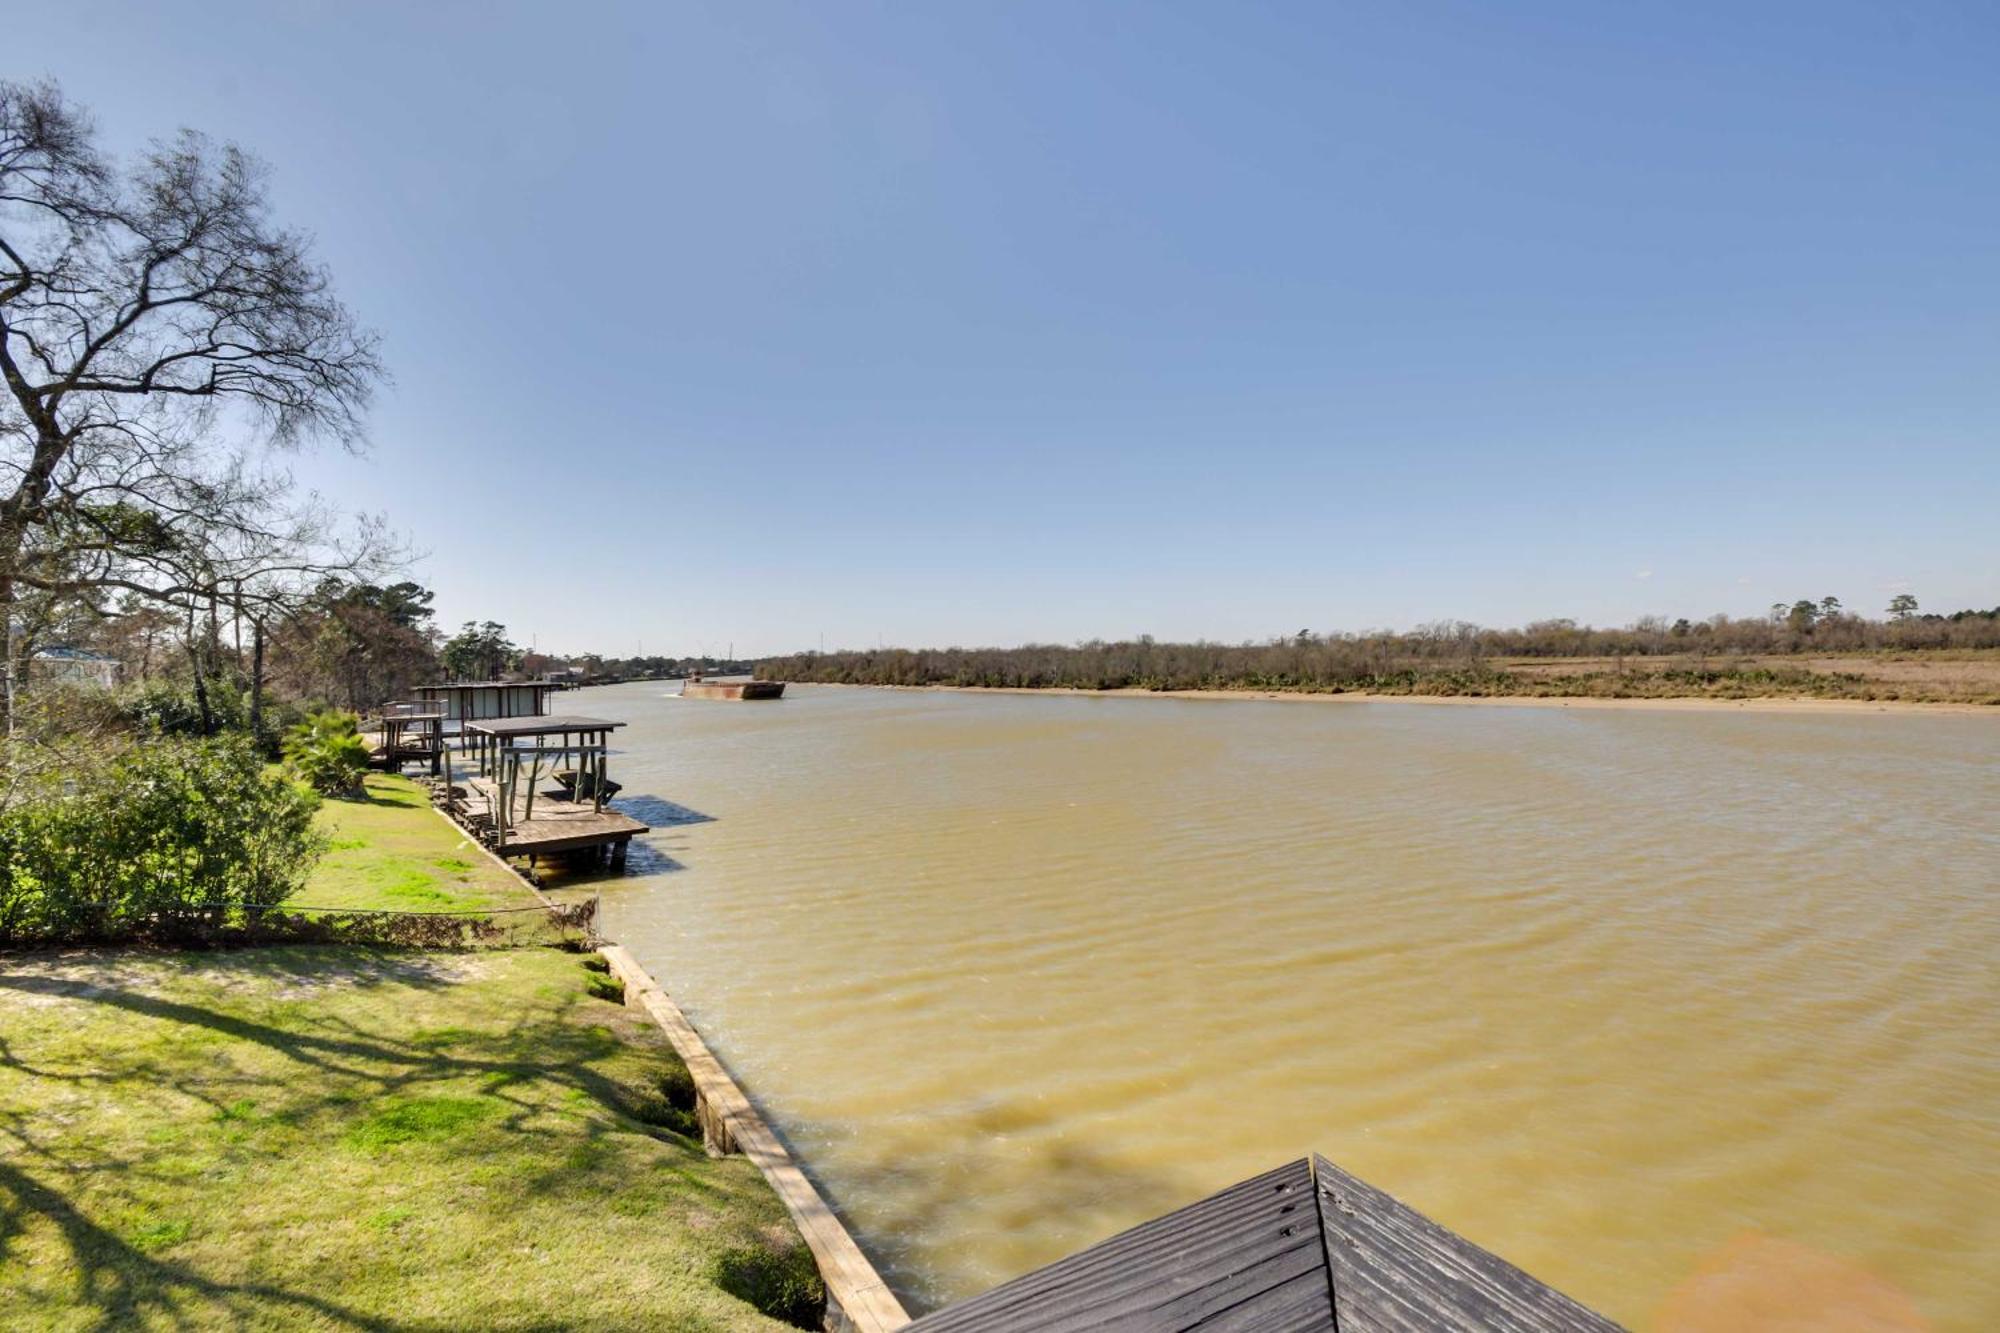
[31, 646, 122, 689]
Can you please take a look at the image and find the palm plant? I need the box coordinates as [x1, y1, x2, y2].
[282, 709, 372, 796]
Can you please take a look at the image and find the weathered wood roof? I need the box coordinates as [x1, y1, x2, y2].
[462, 714, 625, 737]
[907, 1155, 1623, 1332]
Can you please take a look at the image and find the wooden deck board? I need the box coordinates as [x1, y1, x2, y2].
[463, 713, 624, 737]
[1312, 1155, 1622, 1333]
[463, 776, 648, 855]
[909, 1159, 1328, 1332]
[908, 1156, 1624, 1332]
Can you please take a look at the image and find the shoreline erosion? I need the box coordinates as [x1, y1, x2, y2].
[798, 681, 1998, 717]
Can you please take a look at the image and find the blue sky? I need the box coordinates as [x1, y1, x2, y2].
[22, 2, 1998, 654]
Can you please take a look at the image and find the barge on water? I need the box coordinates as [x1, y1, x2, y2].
[681, 677, 785, 700]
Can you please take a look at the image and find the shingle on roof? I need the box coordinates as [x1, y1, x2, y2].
[907, 1155, 1623, 1332]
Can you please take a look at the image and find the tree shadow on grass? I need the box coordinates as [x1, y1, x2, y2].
[0, 1158, 405, 1331]
[341, 779, 426, 809]
[0, 955, 666, 1129]
[0, 949, 734, 1328]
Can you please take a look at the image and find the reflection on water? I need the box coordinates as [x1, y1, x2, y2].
[562, 683, 2000, 1330]
[1656, 1233, 1932, 1333]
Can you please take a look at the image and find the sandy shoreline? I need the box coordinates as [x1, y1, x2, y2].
[799, 682, 1998, 717]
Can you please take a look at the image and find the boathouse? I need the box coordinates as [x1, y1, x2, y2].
[908, 1155, 1620, 1332]
[414, 680, 555, 725]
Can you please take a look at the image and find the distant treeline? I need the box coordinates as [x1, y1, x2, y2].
[758, 605, 2000, 695]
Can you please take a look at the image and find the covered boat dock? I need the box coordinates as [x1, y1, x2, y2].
[363, 699, 448, 774]
[449, 714, 649, 867]
[415, 681, 557, 729]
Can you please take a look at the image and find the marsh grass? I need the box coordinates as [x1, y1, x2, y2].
[0, 946, 819, 1330]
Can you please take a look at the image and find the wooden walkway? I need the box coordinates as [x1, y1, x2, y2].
[908, 1155, 1623, 1332]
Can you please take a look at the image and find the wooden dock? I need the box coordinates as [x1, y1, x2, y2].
[458, 777, 648, 862]
[364, 701, 448, 775]
[908, 1155, 1622, 1331]
[452, 715, 648, 865]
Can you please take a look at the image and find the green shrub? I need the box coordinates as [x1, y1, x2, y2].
[117, 677, 304, 754]
[283, 709, 372, 796]
[0, 735, 324, 946]
[120, 677, 251, 736]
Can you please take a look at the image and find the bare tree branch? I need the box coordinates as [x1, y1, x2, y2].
[0, 79, 386, 732]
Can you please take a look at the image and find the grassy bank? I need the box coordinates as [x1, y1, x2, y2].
[291, 773, 537, 914]
[0, 947, 820, 1329]
[1, 772, 823, 1330]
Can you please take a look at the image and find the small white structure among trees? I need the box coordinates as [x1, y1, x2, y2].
[30, 644, 119, 688]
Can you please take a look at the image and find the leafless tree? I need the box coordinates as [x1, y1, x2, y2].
[0, 79, 382, 730]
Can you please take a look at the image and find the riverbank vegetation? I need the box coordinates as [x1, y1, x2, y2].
[760, 602, 2000, 705]
[0, 945, 823, 1330]
[293, 773, 537, 914]
[281, 708, 372, 796]
[0, 737, 321, 947]
[2, 81, 824, 1328]
[0, 78, 447, 939]
[2, 755, 819, 1324]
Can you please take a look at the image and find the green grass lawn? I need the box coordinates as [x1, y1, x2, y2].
[294, 773, 540, 914]
[0, 945, 821, 1330]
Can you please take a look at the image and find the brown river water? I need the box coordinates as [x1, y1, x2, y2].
[554, 682, 1998, 1329]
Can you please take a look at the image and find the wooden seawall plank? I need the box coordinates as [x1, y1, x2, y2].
[598, 945, 910, 1333]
